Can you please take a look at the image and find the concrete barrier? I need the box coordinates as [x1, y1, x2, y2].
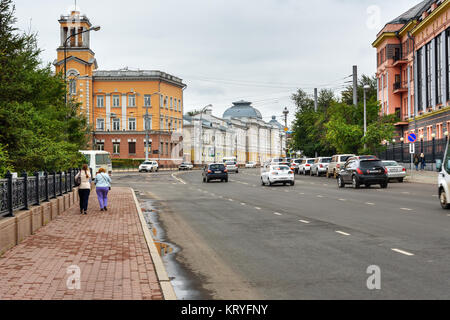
[0, 217, 17, 256]
[31, 206, 43, 234]
[15, 210, 32, 244]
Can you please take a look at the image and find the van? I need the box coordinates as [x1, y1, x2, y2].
[80, 150, 113, 176]
[437, 139, 450, 209]
[327, 154, 355, 179]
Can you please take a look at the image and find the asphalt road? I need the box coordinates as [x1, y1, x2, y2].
[114, 169, 450, 300]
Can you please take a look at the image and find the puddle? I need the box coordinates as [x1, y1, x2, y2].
[139, 197, 208, 300]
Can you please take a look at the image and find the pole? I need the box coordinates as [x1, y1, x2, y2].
[145, 106, 149, 162]
[364, 88, 367, 150]
[314, 88, 318, 112]
[353, 65, 358, 106]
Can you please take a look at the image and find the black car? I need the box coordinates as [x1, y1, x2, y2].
[337, 158, 388, 189]
[202, 163, 228, 183]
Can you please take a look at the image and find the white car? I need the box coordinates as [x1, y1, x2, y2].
[245, 161, 257, 168]
[310, 157, 332, 176]
[178, 162, 193, 170]
[290, 159, 302, 174]
[298, 158, 316, 175]
[261, 164, 295, 186]
[382, 160, 406, 182]
[225, 161, 239, 173]
[139, 161, 159, 172]
[437, 140, 450, 209]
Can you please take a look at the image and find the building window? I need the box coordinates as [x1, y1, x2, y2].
[144, 95, 151, 107]
[426, 125, 433, 141]
[128, 118, 136, 131]
[437, 123, 443, 139]
[436, 35, 443, 105]
[113, 142, 120, 154]
[160, 117, 164, 130]
[112, 95, 120, 107]
[418, 127, 424, 140]
[69, 79, 76, 95]
[97, 143, 104, 151]
[165, 117, 169, 130]
[417, 48, 423, 111]
[426, 42, 432, 108]
[178, 100, 182, 113]
[174, 118, 177, 131]
[97, 95, 104, 108]
[160, 95, 163, 109]
[112, 118, 120, 131]
[96, 119, 105, 131]
[165, 96, 168, 109]
[170, 97, 173, 110]
[129, 142, 136, 155]
[160, 142, 164, 155]
[128, 95, 136, 107]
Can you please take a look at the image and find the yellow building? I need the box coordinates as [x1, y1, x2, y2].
[54, 10, 187, 164]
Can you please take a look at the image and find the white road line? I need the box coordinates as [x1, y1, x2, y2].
[241, 203, 246, 206]
[274, 212, 282, 216]
[242, 182, 249, 185]
[400, 208, 413, 211]
[366, 202, 375, 205]
[299, 220, 310, 224]
[335, 231, 351, 236]
[338, 199, 347, 201]
[391, 248, 414, 256]
[171, 173, 187, 185]
[299, 193, 305, 195]
[285, 190, 289, 193]
[317, 195, 324, 198]
[228, 199, 234, 202]
[255, 207, 261, 210]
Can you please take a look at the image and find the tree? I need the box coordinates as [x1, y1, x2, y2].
[0, 143, 12, 177]
[0, 0, 89, 174]
[341, 74, 378, 106]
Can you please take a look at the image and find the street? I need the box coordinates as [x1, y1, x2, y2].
[114, 169, 450, 300]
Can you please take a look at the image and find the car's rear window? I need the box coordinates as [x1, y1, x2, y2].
[294, 160, 302, 164]
[226, 161, 236, 165]
[210, 164, 225, 170]
[272, 166, 290, 171]
[322, 158, 332, 163]
[360, 160, 383, 168]
[307, 159, 315, 164]
[340, 156, 352, 162]
[383, 161, 398, 166]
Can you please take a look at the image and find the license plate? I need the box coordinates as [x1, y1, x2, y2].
[369, 170, 380, 174]
[216, 171, 222, 173]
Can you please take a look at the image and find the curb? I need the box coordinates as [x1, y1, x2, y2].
[130, 188, 177, 300]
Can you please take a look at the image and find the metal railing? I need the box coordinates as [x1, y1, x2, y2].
[0, 169, 80, 218]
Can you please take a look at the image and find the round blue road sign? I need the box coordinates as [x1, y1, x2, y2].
[407, 133, 417, 143]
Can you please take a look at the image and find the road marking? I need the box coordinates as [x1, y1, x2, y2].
[218, 196, 223, 198]
[317, 195, 324, 198]
[400, 208, 413, 211]
[299, 193, 305, 195]
[299, 220, 310, 224]
[338, 199, 347, 202]
[274, 212, 282, 216]
[241, 203, 246, 206]
[401, 192, 410, 194]
[285, 190, 289, 193]
[255, 207, 261, 210]
[366, 202, 375, 206]
[323, 184, 328, 186]
[252, 185, 257, 187]
[335, 231, 351, 236]
[228, 199, 234, 202]
[391, 248, 414, 256]
[171, 173, 187, 185]
[242, 182, 249, 185]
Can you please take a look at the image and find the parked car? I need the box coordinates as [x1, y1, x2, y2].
[245, 161, 257, 168]
[178, 162, 193, 170]
[337, 158, 388, 189]
[290, 159, 302, 174]
[139, 161, 159, 172]
[202, 163, 228, 183]
[261, 164, 295, 186]
[310, 157, 332, 176]
[382, 160, 406, 182]
[437, 139, 450, 209]
[327, 154, 355, 179]
[225, 161, 239, 173]
[298, 158, 316, 175]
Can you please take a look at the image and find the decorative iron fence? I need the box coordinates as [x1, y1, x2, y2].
[377, 138, 448, 164]
[0, 169, 80, 218]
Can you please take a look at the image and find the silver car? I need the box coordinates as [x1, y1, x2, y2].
[225, 161, 239, 173]
[382, 160, 406, 182]
[310, 157, 332, 176]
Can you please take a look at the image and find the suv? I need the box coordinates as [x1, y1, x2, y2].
[310, 157, 332, 176]
[327, 154, 355, 179]
[203, 163, 228, 183]
[437, 139, 450, 209]
[290, 159, 302, 174]
[299, 158, 316, 175]
[337, 158, 388, 189]
[139, 161, 159, 172]
[225, 161, 239, 173]
[179, 162, 193, 170]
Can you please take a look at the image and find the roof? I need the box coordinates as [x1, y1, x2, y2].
[268, 116, 283, 129]
[92, 69, 186, 88]
[388, 0, 434, 24]
[223, 100, 263, 120]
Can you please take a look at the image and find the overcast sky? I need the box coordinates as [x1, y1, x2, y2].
[13, 0, 420, 125]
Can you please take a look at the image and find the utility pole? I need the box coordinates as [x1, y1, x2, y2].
[145, 105, 150, 162]
[353, 65, 358, 106]
[314, 88, 318, 112]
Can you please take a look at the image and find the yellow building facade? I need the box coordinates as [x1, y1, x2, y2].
[54, 10, 186, 164]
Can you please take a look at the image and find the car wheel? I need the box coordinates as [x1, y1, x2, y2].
[352, 176, 360, 189]
[203, 177, 206, 183]
[333, 170, 337, 179]
[365, 184, 371, 188]
[380, 182, 388, 189]
[261, 178, 265, 186]
[398, 178, 404, 183]
[206, 178, 210, 183]
[439, 188, 450, 209]
[337, 176, 345, 188]
[269, 180, 273, 186]
[316, 170, 320, 177]
[302, 169, 305, 175]
[290, 181, 295, 186]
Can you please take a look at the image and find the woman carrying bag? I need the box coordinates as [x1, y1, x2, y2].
[95, 168, 112, 211]
[75, 164, 92, 215]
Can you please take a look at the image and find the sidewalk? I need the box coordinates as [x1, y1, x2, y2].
[0, 187, 166, 300]
[404, 170, 438, 184]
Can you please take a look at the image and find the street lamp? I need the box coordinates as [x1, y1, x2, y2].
[363, 85, 370, 150]
[199, 104, 213, 165]
[144, 92, 161, 162]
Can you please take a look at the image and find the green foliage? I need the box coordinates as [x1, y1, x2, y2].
[0, 0, 89, 173]
[112, 159, 143, 169]
[0, 144, 12, 177]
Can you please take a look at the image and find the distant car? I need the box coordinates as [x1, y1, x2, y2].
[225, 161, 239, 173]
[269, 158, 284, 166]
[245, 161, 257, 168]
[382, 160, 406, 182]
[337, 158, 388, 189]
[327, 154, 355, 179]
[437, 139, 450, 209]
[310, 157, 332, 176]
[299, 158, 316, 175]
[261, 164, 295, 186]
[178, 162, 193, 171]
[290, 159, 302, 174]
[139, 161, 159, 172]
[203, 163, 228, 183]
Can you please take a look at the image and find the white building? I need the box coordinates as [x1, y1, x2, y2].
[183, 100, 286, 165]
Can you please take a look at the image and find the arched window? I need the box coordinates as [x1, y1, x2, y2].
[69, 79, 77, 95]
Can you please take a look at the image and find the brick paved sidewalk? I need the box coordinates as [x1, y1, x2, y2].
[0, 187, 163, 300]
[405, 170, 438, 184]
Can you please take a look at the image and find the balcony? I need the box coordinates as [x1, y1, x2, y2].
[393, 81, 408, 94]
[393, 54, 408, 67]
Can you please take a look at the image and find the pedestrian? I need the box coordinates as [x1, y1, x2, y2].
[75, 164, 92, 215]
[95, 168, 112, 211]
[413, 154, 419, 171]
[420, 153, 426, 170]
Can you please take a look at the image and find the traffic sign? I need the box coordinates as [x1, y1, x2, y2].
[407, 133, 417, 143]
[409, 143, 415, 154]
[284, 127, 289, 132]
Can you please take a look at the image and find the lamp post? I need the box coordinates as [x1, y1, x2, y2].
[400, 137, 404, 163]
[420, 134, 424, 153]
[445, 131, 449, 143]
[199, 104, 213, 165]
[63, 25, 100, 106]
[144, 93, 161, 162]
[363, 85, 370, 150]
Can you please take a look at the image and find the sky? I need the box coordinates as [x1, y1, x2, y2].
[13, 0, 421, 126]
